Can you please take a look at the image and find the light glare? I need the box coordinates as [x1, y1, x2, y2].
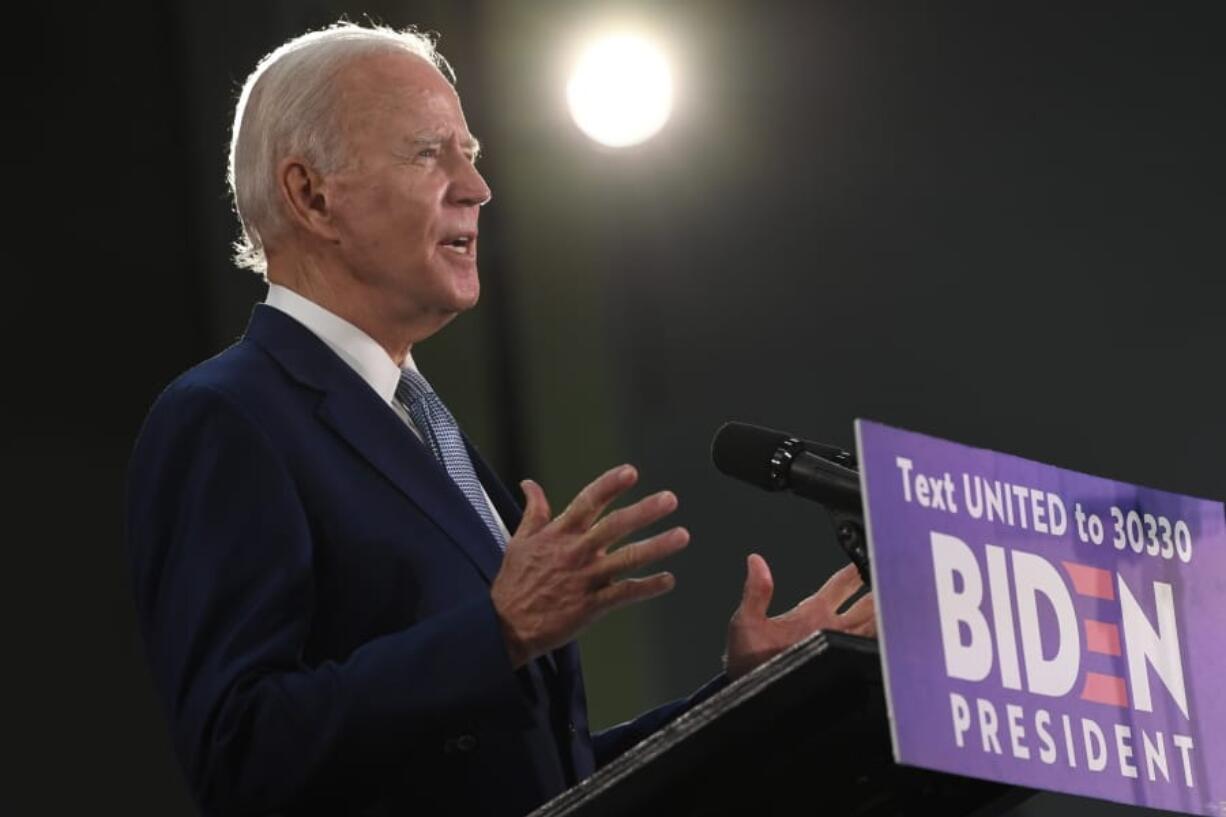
[566, 34, 674, 148]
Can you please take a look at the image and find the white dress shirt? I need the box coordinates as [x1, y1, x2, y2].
[264, 283, 511, 542]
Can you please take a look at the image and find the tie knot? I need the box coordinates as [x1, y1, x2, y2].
[396, 367, 434, 405]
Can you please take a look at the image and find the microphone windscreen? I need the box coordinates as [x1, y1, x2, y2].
[710, 422, 790, 489]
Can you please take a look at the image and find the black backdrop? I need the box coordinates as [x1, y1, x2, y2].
[11, 1, 1223, 813]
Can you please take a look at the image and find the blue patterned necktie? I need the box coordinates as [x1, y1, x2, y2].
[395, 367, 507, 551]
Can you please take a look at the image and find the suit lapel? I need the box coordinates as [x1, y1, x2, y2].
[245, 305, 504, 584]
[316, 388, 506, 583]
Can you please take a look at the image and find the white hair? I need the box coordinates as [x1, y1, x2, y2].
[227, 22, 454, 276]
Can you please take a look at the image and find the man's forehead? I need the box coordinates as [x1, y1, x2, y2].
[335, 52, 459, 113]
[335, 52, 473, 134]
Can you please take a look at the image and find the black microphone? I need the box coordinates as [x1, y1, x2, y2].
[711, 421, 871, 583]
[710, 422, 861, 513]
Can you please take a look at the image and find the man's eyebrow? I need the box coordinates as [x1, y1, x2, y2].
[406, 132, 482, 158]
[407, 133, 443, 148]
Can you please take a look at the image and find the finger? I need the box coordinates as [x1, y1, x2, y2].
[514, 479, 552, 538]
[839, 591, 875, 626]
[592, 572, 676, 614]
[593, 527, 689, 582]
[816, 562, 865, 606]
[557, 464, 638, 532]
[736, 553, 774, 621]
[848, 616, 878, 637]
[586, 490, 678, 553]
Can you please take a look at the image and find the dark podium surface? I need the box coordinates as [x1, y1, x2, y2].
[534, 631, 1031, 817]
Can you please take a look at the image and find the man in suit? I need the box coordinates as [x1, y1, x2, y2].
[126, 23, 875, 816]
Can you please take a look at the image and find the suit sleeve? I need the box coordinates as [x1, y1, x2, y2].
[126, 382, 530, 814]
[592, 674, 729, 767]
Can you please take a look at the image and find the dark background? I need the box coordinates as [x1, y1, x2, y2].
[10, 0, 1223, 813]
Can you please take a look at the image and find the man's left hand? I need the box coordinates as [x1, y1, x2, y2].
[724, 555, 875, 680]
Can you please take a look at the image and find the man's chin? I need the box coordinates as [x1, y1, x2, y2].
[433, 286, 481, 324]
[452, 277, 481, 312]
[443, 289, 479, 316]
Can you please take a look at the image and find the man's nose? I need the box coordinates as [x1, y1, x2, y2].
[450, 159, 492, 208]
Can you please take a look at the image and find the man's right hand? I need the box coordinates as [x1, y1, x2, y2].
[490, 464, 688, 669]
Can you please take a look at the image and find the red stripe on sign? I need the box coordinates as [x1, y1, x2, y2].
[1084, 620, 1123, 656]
[1081, 672, 1129, 707]
[1061, 561, 1115, 600]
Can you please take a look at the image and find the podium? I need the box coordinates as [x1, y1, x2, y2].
[533, 631, 1033, 817]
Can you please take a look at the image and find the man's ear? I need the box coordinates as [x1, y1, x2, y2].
[277, 156, 341, 242]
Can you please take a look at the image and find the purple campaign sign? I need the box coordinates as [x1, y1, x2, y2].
[855, 420, 1226, 816]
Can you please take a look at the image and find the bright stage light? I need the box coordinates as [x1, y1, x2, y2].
[566, 34, 674, 148]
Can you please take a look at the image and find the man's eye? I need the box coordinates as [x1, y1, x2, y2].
[417, 147, 440, 159]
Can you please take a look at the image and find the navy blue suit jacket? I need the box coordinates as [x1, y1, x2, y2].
[127, 305, 720, 816]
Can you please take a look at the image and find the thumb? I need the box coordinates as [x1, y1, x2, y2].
[737, 553, 774, 620]
[516, 479, 552, 537]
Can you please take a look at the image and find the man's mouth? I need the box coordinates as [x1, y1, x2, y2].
[439, 233, 476, 256]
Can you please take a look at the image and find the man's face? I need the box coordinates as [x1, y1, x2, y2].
[324, 52, 491, 337]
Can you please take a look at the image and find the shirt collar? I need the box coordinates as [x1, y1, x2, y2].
[264, 283, 417, 405]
